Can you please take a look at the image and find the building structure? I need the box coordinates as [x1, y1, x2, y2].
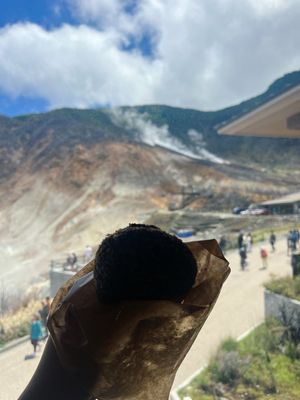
[257, 192, 300, 215]
[218, 82, 300, 215]
[218, 84, 300, 138]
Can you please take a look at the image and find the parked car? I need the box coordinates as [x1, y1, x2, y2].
[240, 207, 271, 216]
[232, 207, 247, 214]
[251, 207, 271, 215]
[240, 209, 251, 215]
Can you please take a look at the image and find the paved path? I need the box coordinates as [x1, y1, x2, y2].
[0, 340, 45, 400]
[0, 238, 293, 399]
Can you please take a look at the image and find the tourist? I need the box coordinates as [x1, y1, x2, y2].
[30, 315, 43, 356]
[269, 231, 276, 252]
[246, 232, 253, 253]
[296, 229, 300, 246]
[39, 297, 52, 338]
[291, 230, 298, 251]
[260, 246, 268, 269]
[239, 245, 247, 271]
[66, 253, 73, 268]
[66, 253, 77, 270]
[287, 231, 293, 255]
[238, 231, 244, 249]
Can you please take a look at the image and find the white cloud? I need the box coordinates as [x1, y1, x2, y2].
[136, 0, 300, 108]
[247, 0, 289, 16]
[67, 0, 122, 26]
[0, 23, 162, 108]
[0, 0, 299, 110]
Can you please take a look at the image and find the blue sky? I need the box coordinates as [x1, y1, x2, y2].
[0, 0, 153, 115]
[0, 0, 72, 115]
[0, 1, 71, 28]
[0, 0, 299, 116]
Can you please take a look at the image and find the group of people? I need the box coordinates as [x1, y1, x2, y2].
[65, 252, 78, 270]
[30, 246, 95, 357]
[237, 231, 273, 270]
[230, 228, 300, 271]
[30, 246, 95, 355]
[65, 245, 94, 271]
[238, 231, 253, 270]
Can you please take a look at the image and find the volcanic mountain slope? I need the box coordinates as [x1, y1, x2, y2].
[1, 70, 300, 188]
[0, 70, 300, 291]
[130, 70, 300, 166]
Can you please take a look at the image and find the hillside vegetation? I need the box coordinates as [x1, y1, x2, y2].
[179, 319, 300, 400]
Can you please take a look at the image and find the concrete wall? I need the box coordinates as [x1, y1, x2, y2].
[264, 289, 300, 327]
[50, 268, 75, 297]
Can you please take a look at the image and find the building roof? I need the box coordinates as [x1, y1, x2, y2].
[259, 192, 300, 206]
[218, 84, 300, 138]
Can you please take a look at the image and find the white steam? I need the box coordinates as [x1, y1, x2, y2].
[110, 109, 227, 164]
[187, 129, 226, 164]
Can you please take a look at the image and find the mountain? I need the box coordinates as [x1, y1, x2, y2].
[131, 70, 300, 164]
[1, 71, 300, 187]
[0, 71, 300, 291]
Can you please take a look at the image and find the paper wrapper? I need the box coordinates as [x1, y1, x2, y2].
[48, 239, 230, 400]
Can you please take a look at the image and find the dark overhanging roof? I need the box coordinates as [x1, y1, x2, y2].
[218, 84, 300, 138]
[258, 192, 300, 206]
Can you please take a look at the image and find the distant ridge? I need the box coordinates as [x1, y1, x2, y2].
[216, 70, 300, 128]
[0, 70, 300, 187]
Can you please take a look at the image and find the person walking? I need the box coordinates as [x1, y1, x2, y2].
[260, 246, 268, 269]
[296, 229, 300, 247]
[39, 297, 52, 339]
[239, 245, 247, 271]
[246, 232, 253, 253]
[269, 231, 276, 252]
[238, 231, 244, 249]
[291, 230, 298, 251]
[287, 231, 293, 256]
[66, 253, 73, 269]
[30, 315, 43, 356]
[66, 252, 78, 270]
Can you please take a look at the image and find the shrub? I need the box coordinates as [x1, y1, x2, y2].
[209, 350, 243, 385]
[295, 278, 300, 297]
[265, 275, 300, 302]
[0, 299, 42, 345]
[179, 319, 300, 400]
[220, 337, 238, 352]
